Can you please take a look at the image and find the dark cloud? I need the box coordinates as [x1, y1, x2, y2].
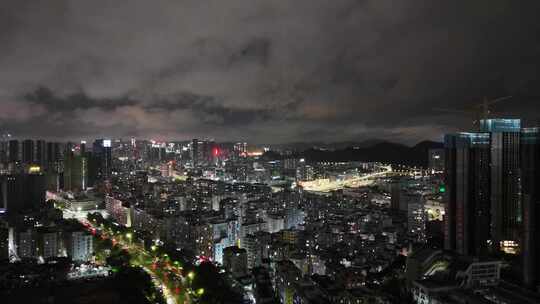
[23, 87, 137, 111]
[19, 85, 287, 139]
[1, 0, 540, 144]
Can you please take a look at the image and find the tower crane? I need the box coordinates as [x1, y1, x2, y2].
[434, 96, 512, 129]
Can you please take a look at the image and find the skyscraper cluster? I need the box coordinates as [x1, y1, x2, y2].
[444, 119, 540, 287]
[191, 138, 220, 167]
[0, 138, 115, 261]
[0, 138, 114, 197]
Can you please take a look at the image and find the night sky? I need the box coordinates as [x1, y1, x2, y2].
[1, 1, 540, 144]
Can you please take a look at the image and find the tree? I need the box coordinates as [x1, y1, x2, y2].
[191, 262, 243, 304]
[107, 248, 131, 269]
[113, 266, 166, 304]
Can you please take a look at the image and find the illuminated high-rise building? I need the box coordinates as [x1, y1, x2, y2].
[66, 231, 94, 262]
[86, 153, 100, 188]
[444, 119, 529, 257]
[480, 119, 522, 251]
[36, 228, 60, 259]
[191, 138, 199, 167]
[35, 140, 47, 168]
[0, 134, 9, 164]
[191, 139, 218, 166]
[296, 160, 314, 182]
[63, 151, 88, 191]
[203, 139, 217, 164]
[444, 132, 491, 256]
[408, 201, 427, 243]
[234, 142, 248, 157]
[0, 224, 8, 260]
[17, 229, 36, 258]
[8, 140, 19, 163]
[46, 142, 61, 168]
[80, 140, 87, 155]
[92, 139, 112, 179]
[22, 139, 35, 164]
[428, 148, 445, 172]
[521, 128, 540, 288]
[390, 178, 402, 211]
[0, 173, 45, 216]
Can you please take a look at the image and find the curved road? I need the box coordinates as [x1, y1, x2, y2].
[81, 219, 190, 304]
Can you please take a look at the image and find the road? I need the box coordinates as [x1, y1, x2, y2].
[81, 219, 191, 304]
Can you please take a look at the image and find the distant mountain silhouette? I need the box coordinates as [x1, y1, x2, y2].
[297, 140, 443, 167]
[270, 139, 388, 151]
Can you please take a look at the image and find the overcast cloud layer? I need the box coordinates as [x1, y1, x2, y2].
[1, 0, 539, 144]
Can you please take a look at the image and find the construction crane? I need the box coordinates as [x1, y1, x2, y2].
[434, 96, 512, 129]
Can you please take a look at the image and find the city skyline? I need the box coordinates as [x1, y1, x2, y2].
[2, 116, 538, 303]
[1, 2, 540, 303]
[1, 1, 540, 144]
